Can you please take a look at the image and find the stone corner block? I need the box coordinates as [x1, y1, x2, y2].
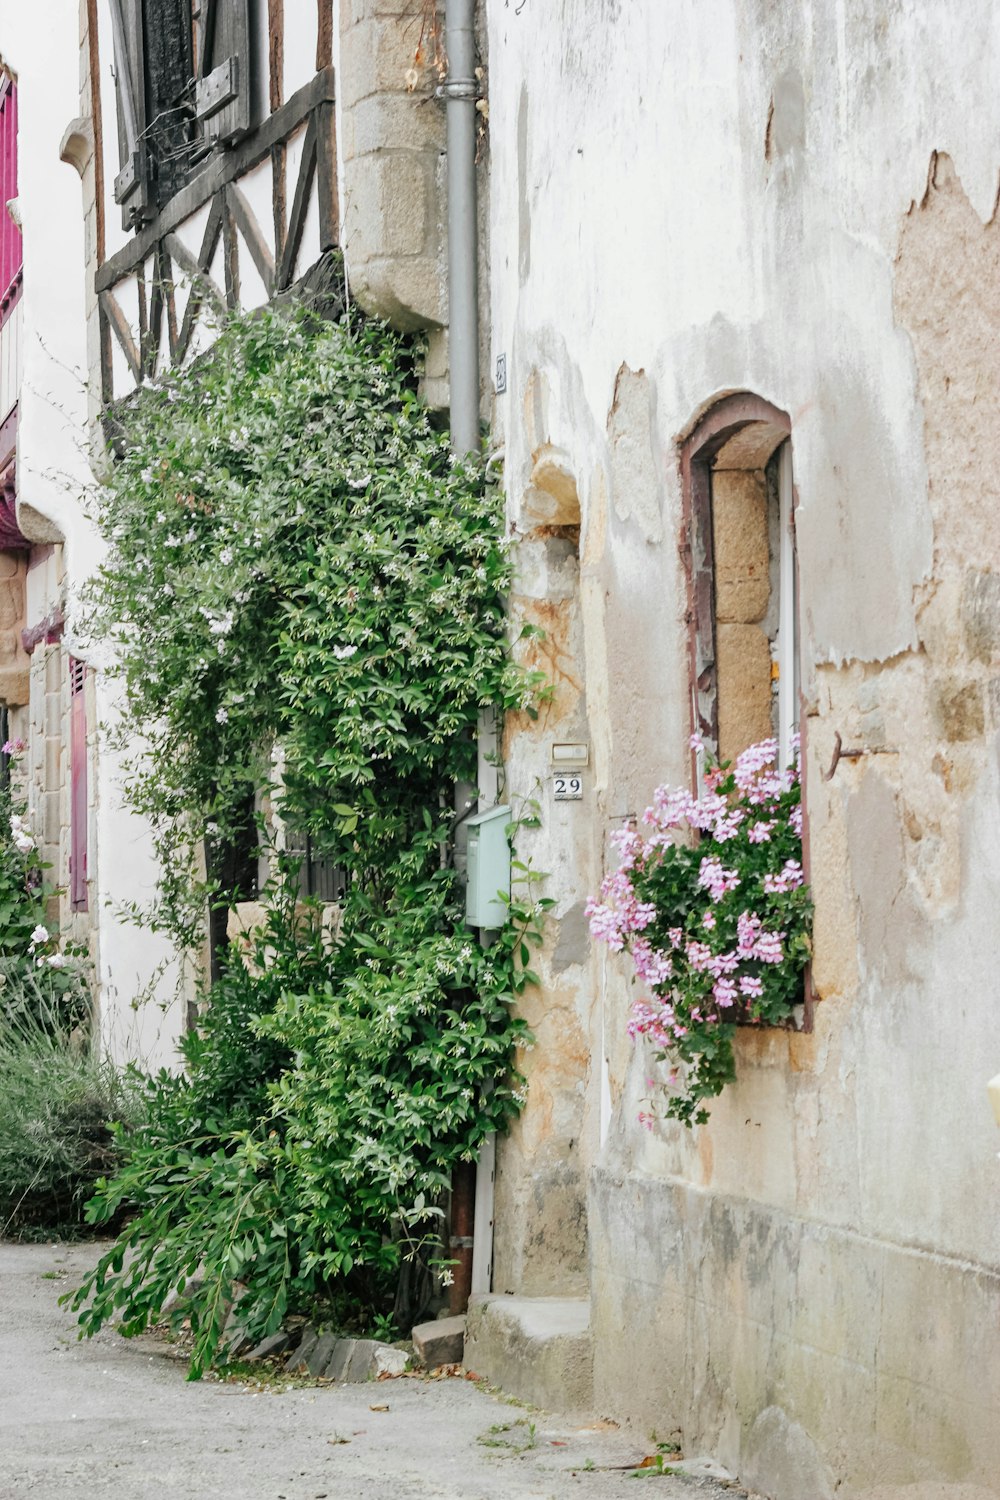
[412, 1313, 466, 1368]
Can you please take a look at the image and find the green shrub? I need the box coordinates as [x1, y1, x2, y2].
[0, 995, 138, 1235]
[70, 888, 532, 1377]
[70, 296, 545, 1376]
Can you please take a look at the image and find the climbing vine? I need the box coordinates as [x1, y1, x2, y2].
[71, 295, 546, 1373]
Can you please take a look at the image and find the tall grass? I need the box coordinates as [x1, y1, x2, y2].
[0, 966, 138, 1236]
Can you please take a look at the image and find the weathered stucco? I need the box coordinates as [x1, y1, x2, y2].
[484, 2, 1000, 1494]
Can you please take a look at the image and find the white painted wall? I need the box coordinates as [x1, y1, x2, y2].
[0, 0, 184, 1069]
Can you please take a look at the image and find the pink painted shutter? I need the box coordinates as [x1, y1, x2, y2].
[0, 79, 22, 324]
[69, 657, 88, 911]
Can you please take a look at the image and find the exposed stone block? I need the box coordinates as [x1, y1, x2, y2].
[0, 581, 21, 628]
[346, 152, 431, 261]
[305, 1331, 338, 1375]
[245, 1330, 291, 1361]
[464, 1297, 592, 1412]
[962, 569, 1000, 663]
[284, 1327, 319, 1373]
[934, 678, 984, 742]
[342, 93, 444, 159]
[349, 255, 446, 332]
[716, 622, 773, 762]
[712, 468, 770, 624]
[411, 1314, 466, 1368]
[339, 14, 423, 107]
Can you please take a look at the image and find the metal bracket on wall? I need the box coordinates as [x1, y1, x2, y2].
[822, 730, 898, 782]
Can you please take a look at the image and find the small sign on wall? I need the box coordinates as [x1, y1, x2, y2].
[551, 742, 588, 802]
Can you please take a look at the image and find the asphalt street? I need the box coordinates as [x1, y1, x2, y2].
[0, 1239, 747, 1500]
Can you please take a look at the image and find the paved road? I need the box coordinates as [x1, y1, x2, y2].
[0, 1239, 747, 1500]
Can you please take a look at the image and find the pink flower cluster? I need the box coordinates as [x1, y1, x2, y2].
[585, 868, 656, 953]
[589, 736, 806, 1057]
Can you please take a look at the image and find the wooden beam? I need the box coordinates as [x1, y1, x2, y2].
[86, 0, 105, 266]
[221, 199, 240, 309]
[316, 0, 333, 69]
[144, 252, 165, 377]
[96, 68, 336, 292]
[163, 193, 226, 315]
[227, 182, 275, 291]
[268, 0, 284, 112]
[315, 99, 339, 251]
[99, 302, 114, 406]
[271, 142, 287, 270]
[163, 245, 180, 361]
[170, 195, 226, 362]
[99, 289, 143, 384]
[276, 115, 316, 291]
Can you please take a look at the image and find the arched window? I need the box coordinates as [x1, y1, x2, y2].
[680, 394, 799, 767]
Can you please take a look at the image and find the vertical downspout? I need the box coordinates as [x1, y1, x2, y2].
[442, 0, 480, 457]
[442, 0, 484, 1317]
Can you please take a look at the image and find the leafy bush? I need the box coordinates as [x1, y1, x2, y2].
[70, 294, 543, 1375]
[588, 736, 812, 1125]
[0, 988, 137, 1235]
[85, 296, 537, 943]
[70, 888, 533, 1377]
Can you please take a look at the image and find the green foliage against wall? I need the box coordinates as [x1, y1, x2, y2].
[87, 302, 534, 942]
[72, 300, 545, 1375]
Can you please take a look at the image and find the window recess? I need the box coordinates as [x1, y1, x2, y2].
[681, 393, 799, 768]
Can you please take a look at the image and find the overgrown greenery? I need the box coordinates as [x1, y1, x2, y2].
[0, 770, 88, 1020]
[70, 293, 545, 1375]
[0, 970, 133, 1236]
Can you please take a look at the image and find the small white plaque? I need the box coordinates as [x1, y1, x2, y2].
[553, 773, 583, 801]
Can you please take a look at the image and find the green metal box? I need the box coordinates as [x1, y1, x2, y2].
[465, 804, 511, 930]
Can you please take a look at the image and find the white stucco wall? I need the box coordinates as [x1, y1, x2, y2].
[0, 0, 185, 1068]
[485, 2, 1000, 1494]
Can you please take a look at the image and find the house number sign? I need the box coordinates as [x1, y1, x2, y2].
[551, 742, 588, 801]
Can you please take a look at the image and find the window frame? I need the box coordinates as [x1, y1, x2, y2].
[679, 391, 813, 1026]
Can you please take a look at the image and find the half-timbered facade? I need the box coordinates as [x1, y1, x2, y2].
[92, 3, 339, 406]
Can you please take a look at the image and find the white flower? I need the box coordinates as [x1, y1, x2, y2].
[216, 707, 229, 724]
[45, 954, 68, 970]
[219, 547, 233, 566]
[332, 644, 358, 660]
[439, 1269, 455, 1287]
[29, 924, 49, 949]
[347, 473, 372, 490]
[13, 832, 35, 855]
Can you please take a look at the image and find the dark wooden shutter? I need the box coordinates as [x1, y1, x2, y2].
[69, 658, 89, 912]
[195, 0, 255, 148]
[141, 0, 196, 203]
[109, 0, 154, 228]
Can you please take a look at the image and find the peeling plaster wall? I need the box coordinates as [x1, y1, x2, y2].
[486, 2, 1000, 1494]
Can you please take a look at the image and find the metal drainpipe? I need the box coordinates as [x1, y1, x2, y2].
[441, 0, 482, 1316]
[441, 0, 481, 458]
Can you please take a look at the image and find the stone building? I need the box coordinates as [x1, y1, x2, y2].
[4, 1, 1000, 1494]
[464, 3, 1000, 1497]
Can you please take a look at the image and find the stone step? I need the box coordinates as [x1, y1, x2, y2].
[464, 1294, 593, 1414]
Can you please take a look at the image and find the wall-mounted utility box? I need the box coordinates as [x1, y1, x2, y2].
[465, 804, 511, 930]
